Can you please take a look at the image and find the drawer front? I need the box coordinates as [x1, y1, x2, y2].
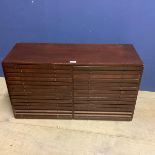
[4, 63, 73, 119]
[3, 63, 143, 120]
[72, 65, 142, 120]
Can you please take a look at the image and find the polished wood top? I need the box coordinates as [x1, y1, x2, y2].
[3, 43, 143, 66]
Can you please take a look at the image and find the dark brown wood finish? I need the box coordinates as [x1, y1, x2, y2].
[2, 43, 144, 121]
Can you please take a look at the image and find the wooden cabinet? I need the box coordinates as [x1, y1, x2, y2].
[2, 43, 144, 120]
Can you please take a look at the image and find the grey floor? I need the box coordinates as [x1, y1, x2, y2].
[0, 77, 155, 155]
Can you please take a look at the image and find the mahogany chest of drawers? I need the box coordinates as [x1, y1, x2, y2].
[2, 43, 144, 121]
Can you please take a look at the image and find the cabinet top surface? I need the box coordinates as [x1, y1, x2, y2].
[3, 43, 143, 66]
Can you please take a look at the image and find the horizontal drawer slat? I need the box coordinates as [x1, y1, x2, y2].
[74, 74, 140, 79]
[4, 64, 72, 69]
[14, 105, 73, 110]
[74, 115, 132, 121]
[9, 85, 73, 90]
[14, 113, 73, 119]
[74, 70, 141, 75]
[74, 100, 135, 105]
[15, 110, 73, 113]
[7, 77, 72, 82]
[74, 79, 140, 83]
[8, 81, 72, 86]
[74, 87, 138, 91]
[74, 104, 134, 108]
[73, 66, 143, 71]
[11, 95, 73, 99]
[6, 73, 72, 78]
[74, 93, 137, 98]
[74, 107, 134, 112]
[74, 97, 136, 101]
[9, 91, 72, 96]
